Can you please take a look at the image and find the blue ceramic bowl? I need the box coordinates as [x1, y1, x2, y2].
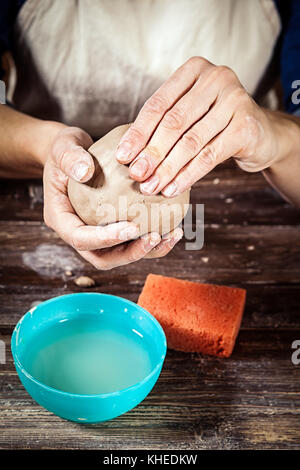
[11, 293, 167, 423]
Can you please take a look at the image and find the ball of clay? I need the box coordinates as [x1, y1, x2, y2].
[68, 125, 190, 236]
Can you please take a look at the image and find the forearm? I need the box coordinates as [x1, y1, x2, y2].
[263, 110, 300, 207]
[0, 105, 65, 178]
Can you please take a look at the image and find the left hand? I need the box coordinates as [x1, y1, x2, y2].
[43, 126, 182, 270]
[116, 57, 281, 197]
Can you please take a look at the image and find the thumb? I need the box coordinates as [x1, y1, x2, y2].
[61, 146, 95, 183]
[53, 128, 94, 183]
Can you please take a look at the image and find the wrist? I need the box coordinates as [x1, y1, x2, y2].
[265, 110, 300, 169]
[0, 104, 68, 178]
[262, 110, 300, 207]
[31, 120, 67, 168]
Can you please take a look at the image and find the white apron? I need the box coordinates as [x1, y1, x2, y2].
[11, 0, 281, 138]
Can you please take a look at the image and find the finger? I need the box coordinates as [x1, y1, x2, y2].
[70, 221, 140, 251]
[116, 57, 211, 164]
[140, 99, 233, 195]
[161, 119, 241, 196]
[52, 127, 94, 182]
[145, 227, 183, 259]
[81, 232, 161, 270]
[53, 211, 140, 251]
[129, 68, 220, 183]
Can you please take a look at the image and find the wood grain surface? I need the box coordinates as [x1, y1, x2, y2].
[0, 161, 299, 450]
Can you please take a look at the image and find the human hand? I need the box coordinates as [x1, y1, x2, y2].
[116, 57, 283, 197]
[43, 126, 182, 270]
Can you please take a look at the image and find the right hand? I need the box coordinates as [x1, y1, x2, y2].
[43, 126, 183, 270]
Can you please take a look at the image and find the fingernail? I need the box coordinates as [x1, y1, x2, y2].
[140, 175, 160, 194]
[119, 225, 139, 241]
[162, 227, 183, 246]
[162, 181, 178, 197]
[169, 228, 184, 246]
[72, 161, 91, 182]
[141, 232, 161, 249]
[130, 158, 149, 178]
[116, 142, 132, 163]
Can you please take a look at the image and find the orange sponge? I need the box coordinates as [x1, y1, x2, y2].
[138, 274, 246, 358]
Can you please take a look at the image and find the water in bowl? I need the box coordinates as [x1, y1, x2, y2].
[22, 314, 153, 395]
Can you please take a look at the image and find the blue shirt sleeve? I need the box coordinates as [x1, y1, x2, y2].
[0, 0, 25, 77]
[274, 1, 300, 114]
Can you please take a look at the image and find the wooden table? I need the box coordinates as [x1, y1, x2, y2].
[0, 161, 300, 450]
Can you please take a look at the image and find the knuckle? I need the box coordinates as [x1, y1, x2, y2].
[198, 145, 218, 168]
[217, 65, 236, 83]
[56, 126, 92, 149]
[186, 56, 205, 68]
[126, 125, 145, 143]
[230, 86, 248, 102]
[163, 107, 185, 131]
[144, 94, 168, 116]
[129, 240, 150, 262]
[64, 127, 84, 143]
[182, 56, 208, 75]
[181, 130, 201, 153]
[58, 149, 71, 171]
[155, 242, 170, 256]
[188, 55, 200, 63]
[173, 58, 200, 80]
[186, 56, 200, 68]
